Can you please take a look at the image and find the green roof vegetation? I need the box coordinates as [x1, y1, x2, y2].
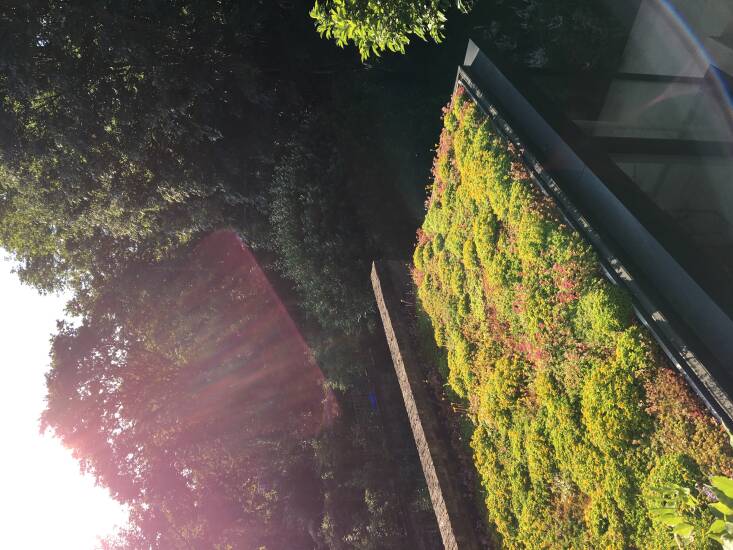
[412, 89, 733, 549]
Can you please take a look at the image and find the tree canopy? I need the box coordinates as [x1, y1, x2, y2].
[0, 1, 294, 297]
[0, 0, 628, 546]
[310, 0, 471, 60]
[0, 1, 440, 545]
[42, 232, 328, 548]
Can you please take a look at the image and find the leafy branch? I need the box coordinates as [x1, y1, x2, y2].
[310, 0, 472, 60]
[648, 476, 733, 548]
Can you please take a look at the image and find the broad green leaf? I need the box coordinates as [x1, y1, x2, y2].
[712, 477, 733, 500]
[712, 501, 733, 517]
[713, 488, 733, 510]
[649, 507, 676, 517]
[705, 519, 726, 542]
[709, 519, 728, 535]
[673, 523, 694, 538]
[661, 515, 689, 528]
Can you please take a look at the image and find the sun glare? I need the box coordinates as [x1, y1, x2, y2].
[0, 257, 128, 549]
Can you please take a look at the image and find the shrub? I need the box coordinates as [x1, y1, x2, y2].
[580, 329, 651, 456]
[574, 284, 633, 347]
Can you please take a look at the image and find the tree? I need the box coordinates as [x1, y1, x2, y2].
[310, 0, 473, 60]
[42, 232, 328, 548]
[0, 2, 442, 546]
[0, 1, 289, 297]
[270, 115, 376, 334]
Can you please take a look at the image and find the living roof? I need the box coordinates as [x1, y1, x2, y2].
[412, 88, 733, 548]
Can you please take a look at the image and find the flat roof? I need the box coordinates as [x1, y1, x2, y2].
[458, 38, 733, 428]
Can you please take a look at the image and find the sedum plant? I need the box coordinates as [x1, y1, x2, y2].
[413, 88, 733, 548]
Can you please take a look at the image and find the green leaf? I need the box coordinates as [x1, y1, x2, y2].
[673, 523, 694, 538]
[661, 515, 689, 528]
[713, 488, 733, 510]
[712, 501, 733, 517]
[708, 519, 727, 535]
[649, 507, 676, 517]
[712, 477, 733, 500]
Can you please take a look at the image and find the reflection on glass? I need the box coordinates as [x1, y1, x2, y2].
[528, 0, 733, 309]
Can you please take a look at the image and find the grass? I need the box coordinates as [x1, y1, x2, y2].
[412, 88, 733, 549]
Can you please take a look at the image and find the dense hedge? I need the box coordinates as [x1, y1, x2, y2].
[413, 89, 733, 549]
[271, 138, 375, 335]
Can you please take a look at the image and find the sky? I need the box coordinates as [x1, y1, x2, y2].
[0, 256, 128, 549]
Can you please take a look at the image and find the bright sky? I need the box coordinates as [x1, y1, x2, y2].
[0, 256, 128, 549]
